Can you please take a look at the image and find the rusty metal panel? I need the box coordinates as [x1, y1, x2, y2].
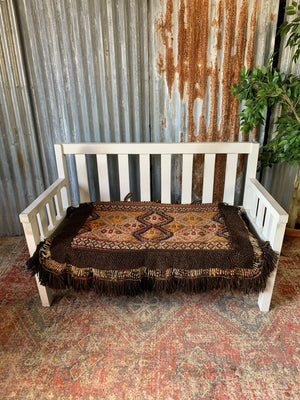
[149, 0, 280, 144]
[0, 0, 45, 235]
[149, 0, 280, 202]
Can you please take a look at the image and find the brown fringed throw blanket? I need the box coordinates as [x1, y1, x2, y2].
[27, 202, 278, 296]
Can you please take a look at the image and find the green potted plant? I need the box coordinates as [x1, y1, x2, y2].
[232, 1, 300, 230]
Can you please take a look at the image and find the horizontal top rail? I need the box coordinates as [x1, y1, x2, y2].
[58, 142, 259, 155]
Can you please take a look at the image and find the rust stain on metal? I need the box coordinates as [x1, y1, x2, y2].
[17, 152, 27, 171]
[208, 60, 220, 141]
[246, 0, 259, 79]
[162, 117, 167, 128]
[212, 0, 224, 51]
[156, 0, 176, 98]
[270, 12, 277, 21]
[156, 0, 258, 145]
[156, 0, 260, 200]
[180, 0, 210, 139]
[157, 53, 165, 75]
[218, 0, 237, 141]
[228, 0, 248, 141]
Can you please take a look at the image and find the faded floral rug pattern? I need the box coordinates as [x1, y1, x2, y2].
[0, 237, 299, 400]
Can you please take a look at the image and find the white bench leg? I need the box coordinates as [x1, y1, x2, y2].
[257, 267, 277, 312]
[35, 275, 53, 307]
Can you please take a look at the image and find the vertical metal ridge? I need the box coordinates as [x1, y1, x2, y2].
[0, 0, 44, 235]
[93, 1, 111, 142]
[106, 0, 121, 141]
[118, 0, 131, 141]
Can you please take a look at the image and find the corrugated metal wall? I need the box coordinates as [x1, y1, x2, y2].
[1, 0, 281, 235]
[0, 0, 45, 235]
[262, 0, 300, 210]
[15, 0, 150, 203]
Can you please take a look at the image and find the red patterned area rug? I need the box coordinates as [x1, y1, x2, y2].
[0, 236, 299, 400]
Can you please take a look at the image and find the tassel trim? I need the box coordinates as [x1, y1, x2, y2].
[27, 240, 278, 296]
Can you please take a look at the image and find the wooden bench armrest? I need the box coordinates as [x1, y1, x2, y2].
[19, 178, 70, 255]
[243, 178, 288, 252]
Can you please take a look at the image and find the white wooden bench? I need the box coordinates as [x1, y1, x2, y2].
[19, 142, 288, 311]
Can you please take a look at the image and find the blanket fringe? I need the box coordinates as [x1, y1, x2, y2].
[27, 240, 278, 297]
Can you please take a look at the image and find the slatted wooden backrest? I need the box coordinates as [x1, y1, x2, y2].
[55, 142, 259, 206]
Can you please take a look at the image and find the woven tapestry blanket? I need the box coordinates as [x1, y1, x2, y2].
[27, 202, 277, 294]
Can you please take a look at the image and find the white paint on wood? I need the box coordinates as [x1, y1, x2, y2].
[97, 154, 110, 201]
[250, 196, 258, 220]
[223, 153, 238, 204]
[262, 209, 271, 239]
[61, 186, 70, 209]
[246, 144, 259, 179]
[202, 154, 216, 203]
[54, 144, 67, 179]
[242, 144, 259, 206]
[258, 268, 277, 312]
[256, 200, 266, 229]
[161, 154, 171, 203]
[46, 200, 56, 229]
[246, 178, 287, 217]
[118, 154, 130, 200]
[75, 154, 90, 203]
[181, 154, 193, 204]
[61, 142, 258, 155]
[139, 154, 151, 201]
[35, 275, 53, 307]
[268, 214, 281, 250]
[19, 179, 68, 220]
[37, 208, 48, 240]
[54, 192, 63, 218]
[22, 219, 41, 256]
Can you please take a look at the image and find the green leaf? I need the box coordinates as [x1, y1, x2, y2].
[261, 65, 267, 74]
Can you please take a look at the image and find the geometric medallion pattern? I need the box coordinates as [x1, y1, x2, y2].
[72, 202, 230, 251]
[133, 210, 174, 242]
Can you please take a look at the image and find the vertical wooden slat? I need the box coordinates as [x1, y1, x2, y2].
[161, 154, 171, 203]
[75, 154, 90, 203]
[36, 208, 48, 239]
[118, 154, 130, 200]
[181, 154, 193, 204]
[256, 201, 266, 228]
[202, 154, 216, 203]
[262, 209, 271, 238]
[46, 200, 56, 228]
[54, 144, 71, 207]
[54, 144, 67, 178]
[54, 191, 64, 217]
[97, 154, 110, 201]
[61, 186, 70, 209]
[223, 154, 238, 205]
[139, 154, 151, 201]
[251, 196, 258, 219]
[243, 144, 259, 206]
